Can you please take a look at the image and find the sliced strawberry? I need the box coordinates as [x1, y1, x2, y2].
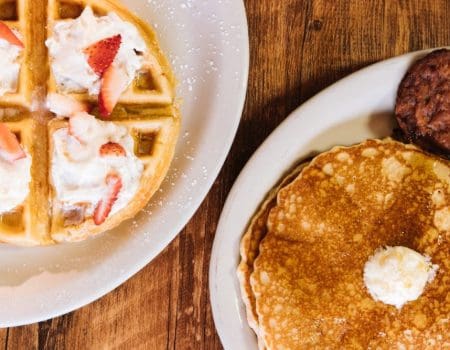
[98, 64, 128, 118]
[0, 123, 25, 162]
[47, 93, 89, 117]
[84, 34, 121, 76]
[93, 173, 122, 225]
[0, 21, 24, 48]
[68, 112, 93, 144]
[99, 142, 126, 157]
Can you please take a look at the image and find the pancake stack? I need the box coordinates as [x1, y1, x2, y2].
[238, 163, 308, 349]
[238, 139, 449, 349]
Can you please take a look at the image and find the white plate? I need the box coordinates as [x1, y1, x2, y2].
[209, 48, 441, 349]
[0, 0, 249, 326]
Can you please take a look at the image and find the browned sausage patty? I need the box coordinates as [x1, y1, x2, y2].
[395, 49, 450, 157]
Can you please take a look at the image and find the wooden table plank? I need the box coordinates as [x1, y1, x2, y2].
[0, 328, 8, 347]
[6, 324, 38, 350]
[3, 0, 450, 349]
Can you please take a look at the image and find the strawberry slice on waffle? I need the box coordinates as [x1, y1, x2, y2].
[98, 65, 128, 117]
[83, 34, 128, 118]
[93, 172, 123, 225]
[84, 34, 122, 76]
[0, 21, 24, 48]
[99, 142, 126, 157]
[0, 123, 26, 162]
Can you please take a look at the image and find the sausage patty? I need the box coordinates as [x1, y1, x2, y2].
[395, 49, 450, 157]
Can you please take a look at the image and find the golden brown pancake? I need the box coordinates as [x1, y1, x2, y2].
[237, 163, 308, 349]
[251, 139, 449, 349]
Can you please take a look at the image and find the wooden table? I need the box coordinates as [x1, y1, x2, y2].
[2, 0, 449, 348]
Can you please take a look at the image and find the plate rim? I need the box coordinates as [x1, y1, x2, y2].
[209, 47, 443, 349]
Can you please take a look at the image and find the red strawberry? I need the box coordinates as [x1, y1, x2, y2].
[93, 173, 122, 225]
[68, 112, 93, 144]
[0, 123, 26, 162]
[47, 93, 89, 117]
[98, 64, 128, 117]
[0, 21, 24, 48]
[84, 34, 121, 76]
[99, 142, 126, 157]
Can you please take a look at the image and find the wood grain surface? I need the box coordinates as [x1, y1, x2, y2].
[3, 0, 450, 349]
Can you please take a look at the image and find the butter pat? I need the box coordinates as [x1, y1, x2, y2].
[363, 246, 438, 309]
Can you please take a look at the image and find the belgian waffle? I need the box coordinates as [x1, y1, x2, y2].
[48, 111, 179, 242]
[0, 0, 179, 245]
[0, 0, 36, 109]
[0, 118, 52, 245]
[47, 0, 175, 106]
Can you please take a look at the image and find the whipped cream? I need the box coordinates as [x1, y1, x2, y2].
[0, 35, 22, 96]
[51, 114, 143, 216]
[0, 153, 31, 213]
[46, 6, 147, 95]
[364, 246, 439, 309]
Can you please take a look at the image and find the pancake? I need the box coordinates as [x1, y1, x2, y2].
[237, 163, 308, 350]
[251, 139, 449, 349]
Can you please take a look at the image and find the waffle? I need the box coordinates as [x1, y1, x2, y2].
[0, 118, 52, 245]
[47, 0, 175, 106]
[0, 0, 179, 245]
[48, 111, 179, 242]
[0, 0, 36, 109]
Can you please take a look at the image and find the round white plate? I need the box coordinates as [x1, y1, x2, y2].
[209, 48, 441, 349]
[0, 0, 249, 326]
